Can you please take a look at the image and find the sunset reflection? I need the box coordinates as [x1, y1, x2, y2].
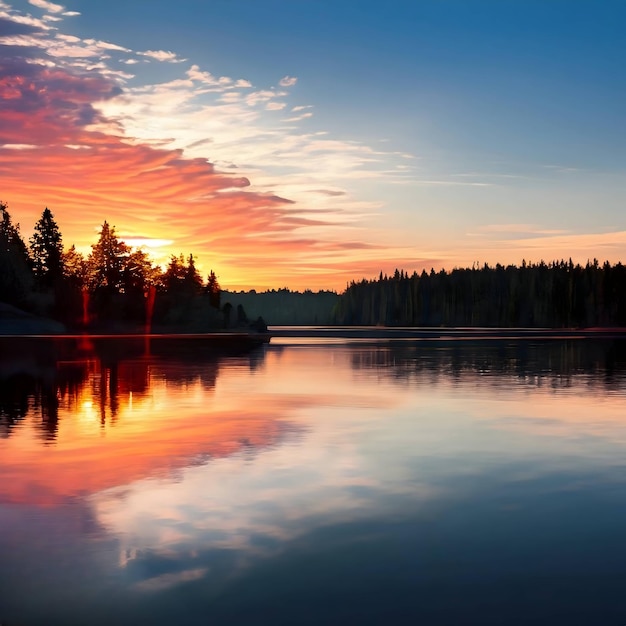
[3, 339, 626, 624]
[0, 340, 299, 506]
[80, 340, 626, 598]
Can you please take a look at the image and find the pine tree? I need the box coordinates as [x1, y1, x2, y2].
[30, 207, 64, 289]
[163, 254, 187, 293]
[63, 245, 89, 289]
[123, 248, 162, 293]
[205, 270, 221, 309]
[0, 201, 33, 306]
[88, 221, 130, 291]
[184, 253, 203, 294]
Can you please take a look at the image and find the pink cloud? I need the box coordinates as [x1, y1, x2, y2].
[0, 22, 407, 291]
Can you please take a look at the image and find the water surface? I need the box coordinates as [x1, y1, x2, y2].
[1, 336, 626, 625]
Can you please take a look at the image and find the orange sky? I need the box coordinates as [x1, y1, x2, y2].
[1, 53, 416, 291]
[1, 1, 625, 291]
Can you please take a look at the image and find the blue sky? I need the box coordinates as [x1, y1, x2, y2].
[1, 0, 625, 289]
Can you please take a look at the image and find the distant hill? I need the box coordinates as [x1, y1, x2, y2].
[221, 289, 339, 326]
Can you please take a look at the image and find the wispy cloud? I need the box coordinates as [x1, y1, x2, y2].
[139, 49, 186, 63]
[0, 0, 418, 289]
[266, 101, 286, 111]
[28, 0, 64, 13]
[284, 111, 313, 123]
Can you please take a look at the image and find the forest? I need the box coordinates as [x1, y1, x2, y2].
[4, 201, 626, 330]
[0, 202, 225, 331]
[333, 264, 626, 328]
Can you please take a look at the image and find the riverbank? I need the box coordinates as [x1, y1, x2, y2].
[267, 326, 626, 340]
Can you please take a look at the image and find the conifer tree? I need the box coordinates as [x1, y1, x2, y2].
[124, 248, 162, 293]
[88, 221, 130, 291]
[163, 253, 186, 292]
[0, 201, 33, 306]
[184, 253, 203, 294]
[30, 207, 64, 289]
[205, 270, 221, 309]
[63, 245, 89, 289]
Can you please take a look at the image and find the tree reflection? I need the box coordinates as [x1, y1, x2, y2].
[350, 339, 626, 392]
[0, 337, 268, 442]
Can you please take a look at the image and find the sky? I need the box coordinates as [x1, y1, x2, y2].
[1, 0, 625, 291]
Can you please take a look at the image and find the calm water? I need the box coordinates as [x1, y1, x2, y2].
[2, 335, 626, 625]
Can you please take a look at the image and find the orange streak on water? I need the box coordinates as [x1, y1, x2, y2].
[0, 367, 289, 507]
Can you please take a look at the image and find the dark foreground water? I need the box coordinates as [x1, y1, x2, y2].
[2, 335, 626, 625]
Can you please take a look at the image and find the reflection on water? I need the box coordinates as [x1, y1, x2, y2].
[1, 338, 626, 625]
[0, 336, 267, 441]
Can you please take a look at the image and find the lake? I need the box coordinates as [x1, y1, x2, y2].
[1, 334, 626, 625]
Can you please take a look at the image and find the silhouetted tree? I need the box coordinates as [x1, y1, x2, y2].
[205, 270, 221, 309]
[30, 207, 64, 290]
[123, 248, 162, 294]
[163, 253, 203, 295]
[0, 201, 33, 307]
[88, 221, 130, 291]
[63, 245, 89, 289]
[184, 253, 203, 294]
[163, 254, 187, 293]
[57, 244, 89, 326]
[333, 260, 626, 328]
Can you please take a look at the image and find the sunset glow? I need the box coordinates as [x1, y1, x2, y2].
[1, 1, 625, 290]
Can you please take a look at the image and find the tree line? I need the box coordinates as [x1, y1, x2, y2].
[223, 288, 339, 325]
[0, 201, 222, 330]
[333, 262, 626, 328]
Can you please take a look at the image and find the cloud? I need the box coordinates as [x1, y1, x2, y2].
[284, 112, 313, 122]
[186, 64, 215, 84]
[0, 57, 122, 143]
[266, 101, 286, 111]
[245, 89, 286, 107]
[85, 38, 131, 53]
[0, 15, 43, 35]
[28, 0, 63, 12]
[0, 8, 50, 30]
[0, 0, 418, 290]
[313, 189, 346, 197]
[186, 64, 243, 90]
[279, 75, 297, 87]
[139, 49, 186, 63]
[186, 137, 213, 150]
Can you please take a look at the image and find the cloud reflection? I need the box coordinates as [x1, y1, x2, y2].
[86, 340, 626, 595]
[0, 339, 304, 506]
[3, 340, 626, 622]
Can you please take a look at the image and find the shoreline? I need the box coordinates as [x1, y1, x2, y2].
[2, 326, 626, 341]
[267, 326, 626, 340]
